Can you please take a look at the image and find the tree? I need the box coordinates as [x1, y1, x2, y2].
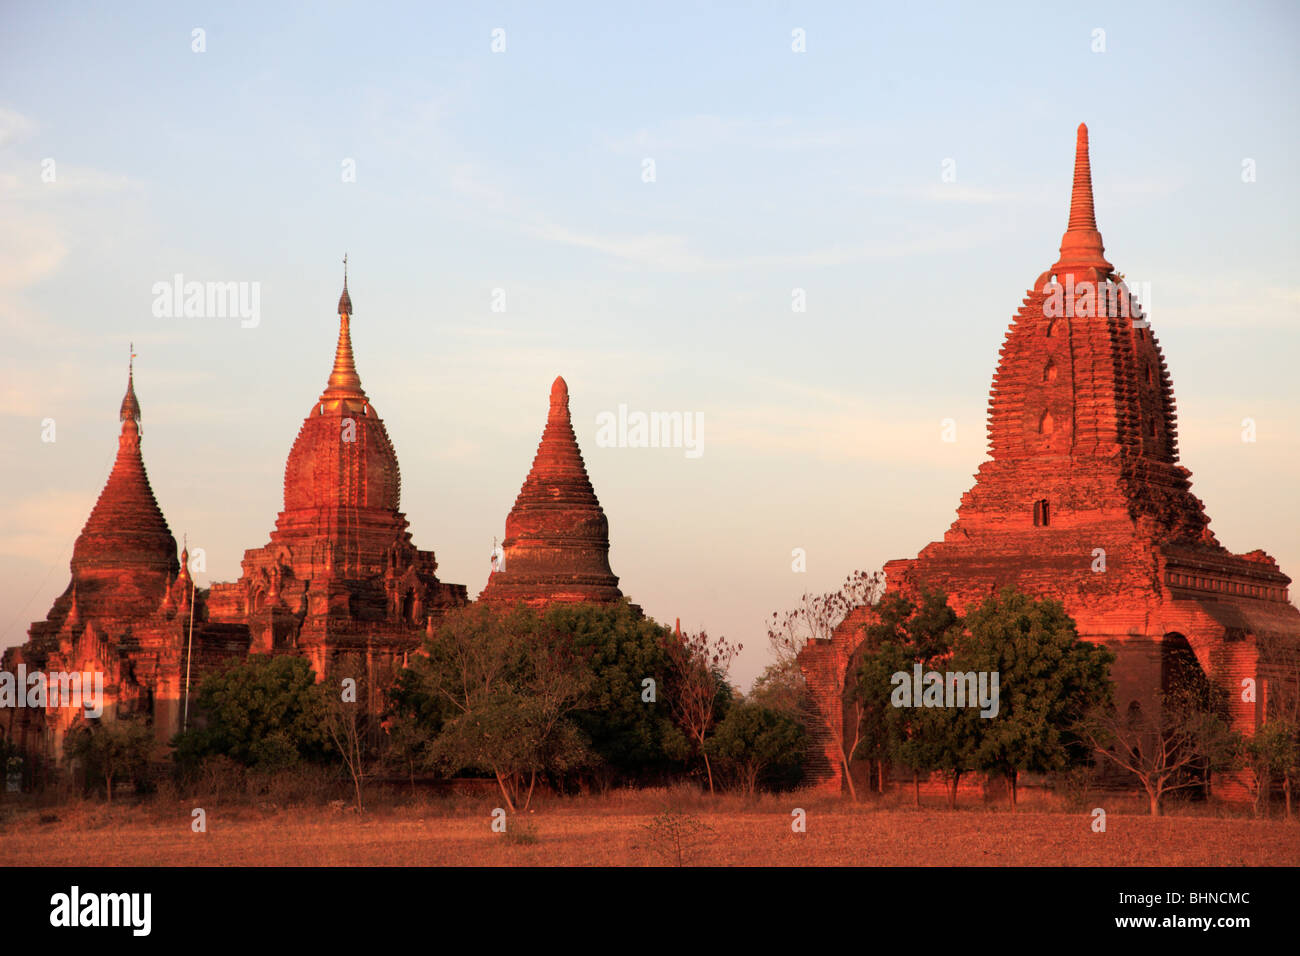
[853, 588, 967, 805]
[404, 603, 594, 812]
[1240, 719, 1298, 818]
[541, 601, 690, 786]
[706, 701, 807, 793]
[959, 588, 1113, 809]
[173, 655, 331, 770]
[1082, 657, 1238, 817]
[66, 717, 155, 803]
[0, 729, 18, 801]
[323, 683, 369, 814]
[748, 658, 810, 721]
[1253, 631, 1300, 818]
[661, 628, 740, 794]
[768, 570, 885, 800]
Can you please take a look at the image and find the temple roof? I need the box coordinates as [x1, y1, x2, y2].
[70, 358, 179, 584]
[280, 269, 401, 514]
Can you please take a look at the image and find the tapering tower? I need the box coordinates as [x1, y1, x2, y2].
[67, 349, 180, 616]
[207, 264, 466, 695]
[6, 353, 194, 771]
[478, 376, 625, 607]
[800, 125, 1300, 795]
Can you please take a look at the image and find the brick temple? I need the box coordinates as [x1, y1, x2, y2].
[477, 376, 626, 608]
[0, 357, 238, 770]
[201, 269, 469, 712]
[4, 273, 632, 774]
[799, 124, 1300, 793]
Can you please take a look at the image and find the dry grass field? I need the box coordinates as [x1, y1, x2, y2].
[2, 788, 1296, 866]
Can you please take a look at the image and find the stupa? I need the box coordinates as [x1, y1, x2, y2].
[477, 376, 626, 607]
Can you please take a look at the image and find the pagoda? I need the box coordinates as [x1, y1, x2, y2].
[799, 124, 1300, 792]
[2, 356, 201, 775]
[477, 376, 626, 608]
[206, 267, 466, 704]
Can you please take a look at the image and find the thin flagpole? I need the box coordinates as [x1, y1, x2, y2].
[182, 544, 196, 732]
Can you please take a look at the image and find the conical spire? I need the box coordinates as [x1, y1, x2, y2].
[477, 375, 623, 606]
[71, 358, 179, 596]
[120, 344, 141, 425]
[321, 257, 367, 407]
[1051, 123, 1113, 277]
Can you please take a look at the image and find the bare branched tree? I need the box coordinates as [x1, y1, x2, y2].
[767, 570, 885, 800]
[662, 629, 741, 794]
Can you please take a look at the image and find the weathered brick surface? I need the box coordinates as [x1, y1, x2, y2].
[800, 126, 1300, 798]
[477, 376, 625, 608]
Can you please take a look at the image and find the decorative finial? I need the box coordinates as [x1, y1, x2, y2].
[337, 253, 353, 316]
[1050, 122, 1112, 278]
[120, 344, 141, 424]
[548, 375, 570, 424]
[324, 259, 365, 404]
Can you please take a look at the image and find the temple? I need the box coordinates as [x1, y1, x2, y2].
[799, 124, 1300, 793]
[1, 355, 206, 781]
[3, 272, 642, 779]
[477, 376, 627, 608]
[204, 267, 467, 709]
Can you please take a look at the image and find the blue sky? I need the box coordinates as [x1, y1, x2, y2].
[2, 0, 1297, 687]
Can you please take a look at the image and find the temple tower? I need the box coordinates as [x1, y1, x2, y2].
[799, 125, 1300, 795]
[477, 376, 625, 607]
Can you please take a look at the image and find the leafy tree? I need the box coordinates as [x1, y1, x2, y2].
[707, 701, 807, 793]
[542, 601, 690, 785]
[1240, 719, 1298, 818]
[404, 603, 594, 811]
[66, 716, 155, 803]
[960, 589, 1114, 808]
[854, 588, 966, 804]
[173, 655, 330, 770]
[1254, 631, 1300, 818]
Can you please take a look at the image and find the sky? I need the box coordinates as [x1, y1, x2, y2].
[1, 1, 1297, 690]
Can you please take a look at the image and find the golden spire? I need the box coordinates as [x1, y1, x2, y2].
[321, 256, 367, 406]
[1051, 123, 1113, 277]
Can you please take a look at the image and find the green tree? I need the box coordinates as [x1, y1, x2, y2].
[706, 701, 807, 793]
[66, 717, 155, 803]
[404, 603, 594, 811]
[1240, 719, 1298, 818]
[959, 588, 1114, 808]
[173, 655, 330, 770]
[541, 601, 690, 785]
[854, 589, 965, 804]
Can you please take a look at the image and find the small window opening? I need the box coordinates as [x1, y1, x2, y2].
[1033, 499, 1050, 527]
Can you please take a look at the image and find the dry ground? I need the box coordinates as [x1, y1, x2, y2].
[1, 789, 1296, 866]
